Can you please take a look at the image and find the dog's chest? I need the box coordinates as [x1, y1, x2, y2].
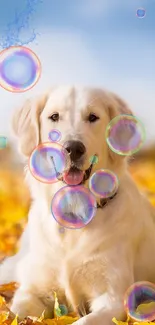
[40, 209, 109, 307]
[53, 229, 107, 306]
[59, 250, 107, 314]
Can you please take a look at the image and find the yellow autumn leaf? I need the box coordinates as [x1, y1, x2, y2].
[136, 301, 155, 315]
[43, 316, 79, 325]
[0, 282, 18, 293]
[54, 292, 62, 318]
[134, 323, 155, 325]
[38, 310, 46, 322]
[0, 296, 6, 307]
[0, 311, 9, 323]
[11, 315, 18, 325]
[112, 317, 129, 325]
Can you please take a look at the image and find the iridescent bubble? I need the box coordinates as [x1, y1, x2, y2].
[59, 227, 65, 234]
[124, 281, 155, 322]
[29, 142, 69, 184]
[136, 8, 146, 18]
[51, 185, 97, 229]
[0, 136, 7, 149]
[48, 129, 62, 142]
[89, 155, 98, 165]
[59, 305, 68, 316]
[89, 169, 119, 198]
[106, 114, 145, 156]
[0, 46, 41, 92]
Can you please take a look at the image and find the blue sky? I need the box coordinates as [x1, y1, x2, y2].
[0, 0, 155, 142]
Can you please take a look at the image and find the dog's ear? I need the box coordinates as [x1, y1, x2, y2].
[12, 92, 49, 157]
[108, 92, 133, 118]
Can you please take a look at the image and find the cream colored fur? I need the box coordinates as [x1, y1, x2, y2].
[0, 86, 155, 325]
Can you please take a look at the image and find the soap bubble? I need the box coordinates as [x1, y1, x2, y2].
[89, 155, 98, 165]
[59, 305, 68, 316]
[136, 8, 146, 18]
[89, 169, 119, 198]
[58, 227, 65, 234]
[124, 281, 155, 322]
[0, 136, 7, 149]
[48, 129, 61, 142]
[106, 114, 145, 156]
[51, 185, 97, 229]
[0, 46, 41, 92]
[29, 142, 69, 184]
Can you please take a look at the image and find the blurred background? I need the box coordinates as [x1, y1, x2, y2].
[0, 0, 155, 260]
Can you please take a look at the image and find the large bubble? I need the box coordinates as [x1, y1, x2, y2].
[51, 185, 97, 229]
[106, 114, 145, 156]
[29, 142, 69, 184]
[124, 281, 155, 322]
[0, 46, 41, 92]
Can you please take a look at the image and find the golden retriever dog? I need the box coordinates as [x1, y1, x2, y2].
[0, 86, 155, 325]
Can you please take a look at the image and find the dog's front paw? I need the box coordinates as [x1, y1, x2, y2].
[69, 317, 90, 325]
[11, 288, 46, 320]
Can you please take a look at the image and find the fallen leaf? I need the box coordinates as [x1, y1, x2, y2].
[43, 315, 79, 325]
[0, 311, 9, 323]
[112, 317, 129, 325]
[11, 315, 18, 325]
[0, 296, 6, 307]
[0, 283, 18, 293]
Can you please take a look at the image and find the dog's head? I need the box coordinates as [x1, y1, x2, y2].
[12, 86, 133, 192]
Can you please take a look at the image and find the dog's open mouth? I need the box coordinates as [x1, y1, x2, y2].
[50, 154, 97, 185]
[63, 166, 84, 185]
[62, 161, 94, 186]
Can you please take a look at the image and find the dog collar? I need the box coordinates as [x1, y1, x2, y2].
[96, 192, 117, 209]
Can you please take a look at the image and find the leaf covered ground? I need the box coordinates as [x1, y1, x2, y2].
[0, 147, 155, 325]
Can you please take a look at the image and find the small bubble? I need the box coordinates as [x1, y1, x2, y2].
[59, 304, 68, 316]
[0, 136, 7, 149]
[48, 129, 62, 142]
[89, 155, 98, 165]
[89, 169, 119, 198]
[59, 227, 65, 234]
[136, 8, 146, 18]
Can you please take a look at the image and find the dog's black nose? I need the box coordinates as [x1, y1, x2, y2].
[64, 140, 86, 161]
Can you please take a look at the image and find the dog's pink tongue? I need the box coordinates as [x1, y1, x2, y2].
[63, 169, 84, 185]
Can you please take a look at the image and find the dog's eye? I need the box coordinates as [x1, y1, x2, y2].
[88, 114, 99, 123]
[49, 113, 59, 122]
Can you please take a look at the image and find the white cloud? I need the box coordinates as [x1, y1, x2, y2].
[0, 29, 154, 145]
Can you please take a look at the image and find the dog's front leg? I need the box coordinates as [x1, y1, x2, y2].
[11, 287, 47, 320]
[10, 253, 63, 320]
[69, 299, 125, 325]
